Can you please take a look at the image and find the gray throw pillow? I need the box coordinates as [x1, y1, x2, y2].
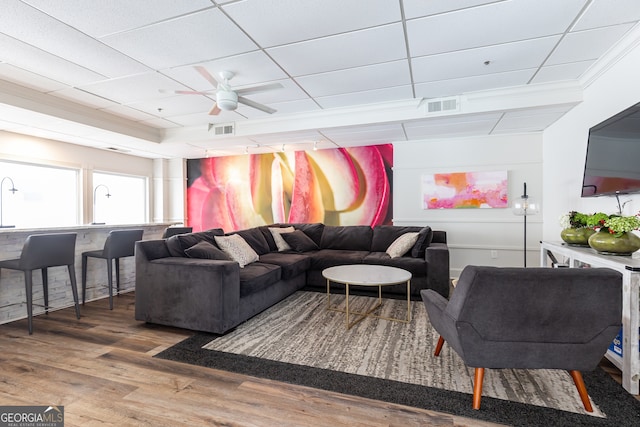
[184, 241, 231, 260]
[386, 232, 419, 258]
[281, 230, 319, 252]
[411, 226, 434, 258]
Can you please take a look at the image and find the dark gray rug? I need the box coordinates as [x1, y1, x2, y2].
[156, 291, 640, 426]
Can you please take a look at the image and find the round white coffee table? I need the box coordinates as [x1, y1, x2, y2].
[322, 264, 412, 329]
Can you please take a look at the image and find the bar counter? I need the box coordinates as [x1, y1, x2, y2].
[0, 223, 171, 328]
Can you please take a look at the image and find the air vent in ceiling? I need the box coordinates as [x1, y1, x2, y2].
[104, 146, 130, 153]
[424, 96, 460, 115]
[207, 122, 235, 136]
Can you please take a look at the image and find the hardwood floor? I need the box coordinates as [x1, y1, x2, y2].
[0, 294, 630, 426]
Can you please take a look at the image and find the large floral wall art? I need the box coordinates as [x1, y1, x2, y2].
[187, 144, 393, 231]
[421, 170, 508, 209]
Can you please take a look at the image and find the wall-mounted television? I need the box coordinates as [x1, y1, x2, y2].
[581, 101, 640, 197]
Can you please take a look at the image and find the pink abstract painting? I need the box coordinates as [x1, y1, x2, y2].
[422, 171, 508, 209]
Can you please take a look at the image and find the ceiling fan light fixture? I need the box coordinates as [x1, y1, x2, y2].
[216, 90, 238, 111]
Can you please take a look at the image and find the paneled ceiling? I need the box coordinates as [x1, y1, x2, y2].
[0, 0, 639, 158]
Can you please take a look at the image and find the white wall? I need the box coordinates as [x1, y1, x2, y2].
[543, 35, 640, 241]
[0, 130, 155, 223]
[393, 133, 543, 277]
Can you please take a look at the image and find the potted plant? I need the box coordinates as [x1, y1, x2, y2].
[559, 211, 594, 246]
[587, 212, 640, 255]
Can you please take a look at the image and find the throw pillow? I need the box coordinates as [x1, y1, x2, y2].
[386, 232, 419, 258]
[184, 241, 232, 260]
[214, 234, 259, 268]
[281, 230, 319, 252]
[269, 226, 295, 251]
[411, 226, 434, 258]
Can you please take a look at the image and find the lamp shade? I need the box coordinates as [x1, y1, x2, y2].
[512, 197, 540, 216]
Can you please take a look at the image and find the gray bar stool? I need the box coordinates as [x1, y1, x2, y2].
[82, 229, 143, 310]
[162, 226, 192, 238]
[0, 233, 81, 334]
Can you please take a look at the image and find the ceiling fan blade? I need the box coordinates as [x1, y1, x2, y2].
[194, 66, 220, 88]
[208, 103, 221, 116]
[174, 90, 213, 95]
[235, 82, 284, 96]
[238, 96, 276, 114]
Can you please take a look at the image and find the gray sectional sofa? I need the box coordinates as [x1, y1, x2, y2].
[134, 223, 449, 334]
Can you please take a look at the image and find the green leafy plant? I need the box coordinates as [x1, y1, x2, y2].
[604, 215, 640, 237]
[559, 211, 589, 229]
[586, 212, 610, 229]
[586, 212, 640, 237]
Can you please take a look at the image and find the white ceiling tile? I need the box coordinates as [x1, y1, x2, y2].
[412, 36, 560, 82]
[100, 9, 258, 69]
[21, 0, 214, 38]
[99, 105, 158, 122]
[493, 110, 567, 133]
[162, 51, 288, 91]
[295, 61, 411, 97]
[127, 94, 215, 117]
[407, 0, 585, 57]
[316, 86, 414, 109]
[530, 60, 595, 84]
[403, 113, 502, 139]
[223, 0, 401, 47]
[139, 117, 181, 129]
[415, 69, 535, 98]
[49, 88, 118, 109]
[268, 99, 321, 115]
[0, 33, 105, 85]
[546, 24, 635, 65]
[267, 23, 407, 76]
[572, 0, 640, 31]
[78, 72, 191, 104]
[0, 0, 149, 78]
[403, 0, 504, 19]
[0, 64, 66, 92]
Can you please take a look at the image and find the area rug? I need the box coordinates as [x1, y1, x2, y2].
[156, 291, 640, 426]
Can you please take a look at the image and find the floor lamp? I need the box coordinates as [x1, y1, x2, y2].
[512, 182, 539, 267]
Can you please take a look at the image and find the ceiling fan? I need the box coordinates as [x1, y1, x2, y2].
[173, 66, 283, 115]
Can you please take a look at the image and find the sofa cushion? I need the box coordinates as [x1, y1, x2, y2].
[386, 232, 419, 258]
[281, 230, 319, 252]
[184, 241, 232, 260]
[290, 223, 325, 246]
[165, 228, 224, 257]
[307, 249, 368, 270]
[320, 225, 372, 251]
[232, 227, 271, 255]
[411, 226, 434, 258]
[259, 252, 311, 280]
[370, 225, 422, 252]
[239, 262, 282, 297]
[214, 234, 259, 268]
[269, 226, 295, 251]
[363, 252, 427, 278]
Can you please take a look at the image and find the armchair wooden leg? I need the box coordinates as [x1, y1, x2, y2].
[473, 367, 485, 410]
[434, 336, 445, 356]
[569, 370, 593, 412]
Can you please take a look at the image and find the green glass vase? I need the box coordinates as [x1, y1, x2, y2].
[560, 228, 596, 247]
[588, 229, 640, 256]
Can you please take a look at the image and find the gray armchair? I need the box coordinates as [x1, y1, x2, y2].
[421, 265, 622, 412]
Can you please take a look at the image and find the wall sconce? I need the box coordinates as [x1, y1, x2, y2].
[313, 141, 318, 151]
[281, 144, 286, 152]
[512, 182, 539, 267]
[92, 184, 111, 225]
[0, 176, 18, 228]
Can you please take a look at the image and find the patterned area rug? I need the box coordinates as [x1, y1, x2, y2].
[156, 291, 640, 426]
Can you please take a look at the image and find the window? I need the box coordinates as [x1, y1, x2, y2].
[0, 161, 79, 228]
[92, 172, 147, 224]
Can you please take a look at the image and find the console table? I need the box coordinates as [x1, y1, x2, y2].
[540, 241, 640, 395]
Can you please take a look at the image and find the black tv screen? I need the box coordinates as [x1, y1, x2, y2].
[581, 101, 640, 197]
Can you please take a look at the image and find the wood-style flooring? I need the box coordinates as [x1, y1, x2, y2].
[0, 294, 633, 426]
